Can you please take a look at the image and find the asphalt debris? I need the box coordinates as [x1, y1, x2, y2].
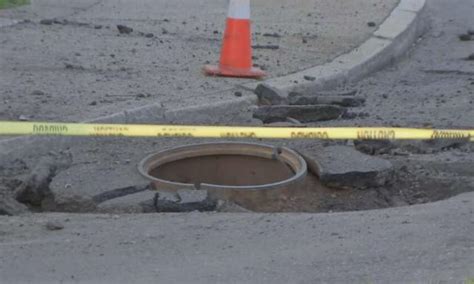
[354, 139, 470, 155]
[15, 153, 72, 207]
[252, 45, 280, 50]
[117, 24, 133, 34]
[288, 92, 365, 107]
[152, 190, 217, 213]
[458, 33, 472, 41]
[301, 145, 394, 190]
[64, 63, 85, 70]
[262, 33, 282, 38]
[30, 90, 46, 96]
[39, 19, 54, 25]
[254, 83, 287, 105]
[253, 105, 345, 123]
[0, 186, 29, 216]
[45, 221, 64, 231]
[342, 111, 370, 119]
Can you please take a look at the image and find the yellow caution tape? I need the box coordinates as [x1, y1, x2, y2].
[0, 121, 473, 141]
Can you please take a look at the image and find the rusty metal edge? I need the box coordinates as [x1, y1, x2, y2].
[137, 142, 307, 192]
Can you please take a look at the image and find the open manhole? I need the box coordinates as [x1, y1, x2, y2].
[3, 142, 472, 215]
[138, 142, 307, 210]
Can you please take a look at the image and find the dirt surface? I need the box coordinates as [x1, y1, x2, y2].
[0, 0, 398, 122]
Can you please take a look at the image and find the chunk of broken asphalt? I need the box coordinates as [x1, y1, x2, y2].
[341, 112, 370, 119]
[39, 19, 54, 25]
[45, 221, 64, 231]
[153, 189, 217, 212]
[254, 83, 287, 105]
[30, 90, 46, 96]
[64, 63, 85, 70]
[252, 45, 280, 50]
[262, 33, 281, 38]
[459, 34, 471, 41]
[354, 139, 470, 155]
[177, 189, 208, 203]
[341, 112, 358, 120]
[253, 105, 345, 123]
[117, 24, 133, 34]
[288, 92, 365, 107]
[354, 140, 396, 155]
[15, 153, 72, 207]
[98, 189, 159, 213]
[0, 186, 29, 216]
[300, 145, 394, 190]
[52, 19, 66, 25]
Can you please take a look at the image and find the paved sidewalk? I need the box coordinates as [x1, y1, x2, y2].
[0, 0, 397, 122]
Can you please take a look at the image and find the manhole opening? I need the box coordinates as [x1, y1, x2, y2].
[149, 155, 295, 187]
[136, 142, 308, 211]
[4, 143, 473, 215]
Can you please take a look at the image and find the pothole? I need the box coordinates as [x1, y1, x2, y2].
[1, 142, 473, 215]
[138, 142, 307, 211]
[150, 155, 295, 187]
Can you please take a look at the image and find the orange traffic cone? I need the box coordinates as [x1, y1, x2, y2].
[204, 0, 265, 78]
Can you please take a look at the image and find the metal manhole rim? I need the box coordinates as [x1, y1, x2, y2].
[137, 141, 307, 191]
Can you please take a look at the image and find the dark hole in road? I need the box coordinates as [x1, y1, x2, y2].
[2, 143, 473, 215]
[149, 155, 294, 186]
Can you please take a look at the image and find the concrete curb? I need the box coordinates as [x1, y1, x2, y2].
[0, 0, 427, 151]
[241, 0, 428, 94]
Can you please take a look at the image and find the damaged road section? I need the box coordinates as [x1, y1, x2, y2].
[301, 145, 394, 190]
[253, 105, 345, 123]
[252, 83, 365, 124]
[97, 188, 218, 214]
[0, 152, 72, 215]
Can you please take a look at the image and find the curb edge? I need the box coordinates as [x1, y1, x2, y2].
[240, 0, 428, 94]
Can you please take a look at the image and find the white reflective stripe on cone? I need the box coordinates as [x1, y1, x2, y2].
[227, 0, 250, 19]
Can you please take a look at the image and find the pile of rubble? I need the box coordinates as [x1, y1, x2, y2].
[252, 84, 367, 124]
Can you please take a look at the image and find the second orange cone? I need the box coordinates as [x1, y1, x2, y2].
[204, 0, 265, 78]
